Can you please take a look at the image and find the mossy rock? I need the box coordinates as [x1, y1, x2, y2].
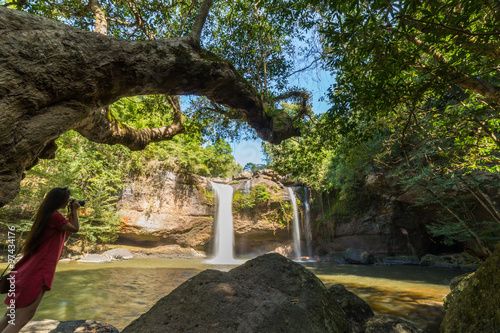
[329, 284, 374, 333]
[443, 272, 475, 312]
[440, 243, 500, 332]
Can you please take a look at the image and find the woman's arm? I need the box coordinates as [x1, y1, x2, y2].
[61, 201, 80, 233]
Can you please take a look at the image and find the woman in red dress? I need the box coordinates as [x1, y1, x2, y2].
[0, 187, 80, 333]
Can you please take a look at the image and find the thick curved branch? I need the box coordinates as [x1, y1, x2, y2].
[0, 7, 303, 207]
[74, 97, 185, 151]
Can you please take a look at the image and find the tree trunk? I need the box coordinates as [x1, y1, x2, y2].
[0, 7, 299, 207]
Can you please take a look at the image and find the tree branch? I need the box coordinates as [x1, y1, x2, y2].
[402, 15, 500, 61]
[274, 90, 312, 122]
[402, 14, 500, 36]
[0, 7, 304, 206]
[73, 101, 185, 151]
[89, 0, 107, 35]
[409, 35, 500, 104]
[189, 0, 213, 45]
[125, 0, 155, 40]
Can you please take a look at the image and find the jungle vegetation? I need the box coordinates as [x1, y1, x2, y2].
[0, 0, 498, 255]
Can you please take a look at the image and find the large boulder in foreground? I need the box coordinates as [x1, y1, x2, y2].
[122, 253, 350, 333]
[441, 243, 500, 333]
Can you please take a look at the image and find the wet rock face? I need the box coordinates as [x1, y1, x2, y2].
[440, 243, 500, 333]
[329, 199, 432, 256]
[343, 248, 375, 264]
[122, 253, 351, 333]
[116, 170, 290, 254]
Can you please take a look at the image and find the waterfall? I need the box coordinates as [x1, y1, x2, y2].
[242, 179, 252, 194]
[207, 182, 239, 264]
[303, 187, 313, 259]
[287, 187, 302, 259]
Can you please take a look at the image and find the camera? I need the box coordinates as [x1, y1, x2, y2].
[69, 198, 86, 207]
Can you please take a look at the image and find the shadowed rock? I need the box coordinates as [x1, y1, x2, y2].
[441, 243, 500, 332]
[329, 284, 374, 333]
[344, 248, 375, 265]
[364, 315, 422, 333]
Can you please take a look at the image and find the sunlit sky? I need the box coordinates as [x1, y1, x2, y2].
[231, 69, 334, 167]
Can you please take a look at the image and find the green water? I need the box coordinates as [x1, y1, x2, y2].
[14, 259, 462, 332]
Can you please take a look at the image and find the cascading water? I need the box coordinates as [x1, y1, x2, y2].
[207, 182, 239, 264]
[303, 187, 313, 259]
[242, 179, 252, 194]
[287, 187, 302, 259]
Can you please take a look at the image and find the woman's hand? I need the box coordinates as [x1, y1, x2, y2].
[71, 199, 81, 210]
[63, 201, 80, 233]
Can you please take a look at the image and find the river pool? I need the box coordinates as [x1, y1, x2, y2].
[22, 258, 463, 332]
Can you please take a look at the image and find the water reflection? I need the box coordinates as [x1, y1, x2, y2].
[28, 259, 461, 332]
[36, 266, 199, 330]
[303, 262, 462, 333]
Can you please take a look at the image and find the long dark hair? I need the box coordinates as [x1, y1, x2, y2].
[23, 187, 70, 256]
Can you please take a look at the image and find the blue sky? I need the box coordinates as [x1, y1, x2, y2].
[231, 69, 334, 167]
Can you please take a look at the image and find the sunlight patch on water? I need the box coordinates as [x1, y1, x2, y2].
[312, 268, 456, 332]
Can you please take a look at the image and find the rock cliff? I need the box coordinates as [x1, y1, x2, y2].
[116, 169, 294, 256]
[314, 170, 500, 257]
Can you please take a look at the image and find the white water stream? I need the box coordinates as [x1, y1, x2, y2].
[303, 187, 313, 259]
[287, 187, 302, 259]
[207, 182, 241, 264]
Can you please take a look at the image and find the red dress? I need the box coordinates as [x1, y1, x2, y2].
[4, 211, 68, 308]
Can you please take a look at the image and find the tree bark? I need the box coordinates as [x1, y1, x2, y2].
[0, 7, 300, 207]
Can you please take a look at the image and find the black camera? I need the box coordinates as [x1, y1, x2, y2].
[69, 198, 86, 207]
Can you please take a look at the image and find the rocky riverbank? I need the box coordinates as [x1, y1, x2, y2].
[7, 247, 495, 332]
[56, 244, 482, 272]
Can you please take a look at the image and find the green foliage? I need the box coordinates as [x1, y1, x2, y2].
[201, 188, 214, 206]
[243, 163, 266, 172]
[2, 0, 498, 253]
[232, 192, 256, 211]
[0, 95, 242, 251]
[268, 199, 293, 227]
[252, 185, 271, 203]
[233, 185, 272, 211]
[325, 136, 384, 200]
[264, 113, 336, 190]
[399, 166, 500, 256]
[318, 0, 500, 172]
[109, 96, 242, 178]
